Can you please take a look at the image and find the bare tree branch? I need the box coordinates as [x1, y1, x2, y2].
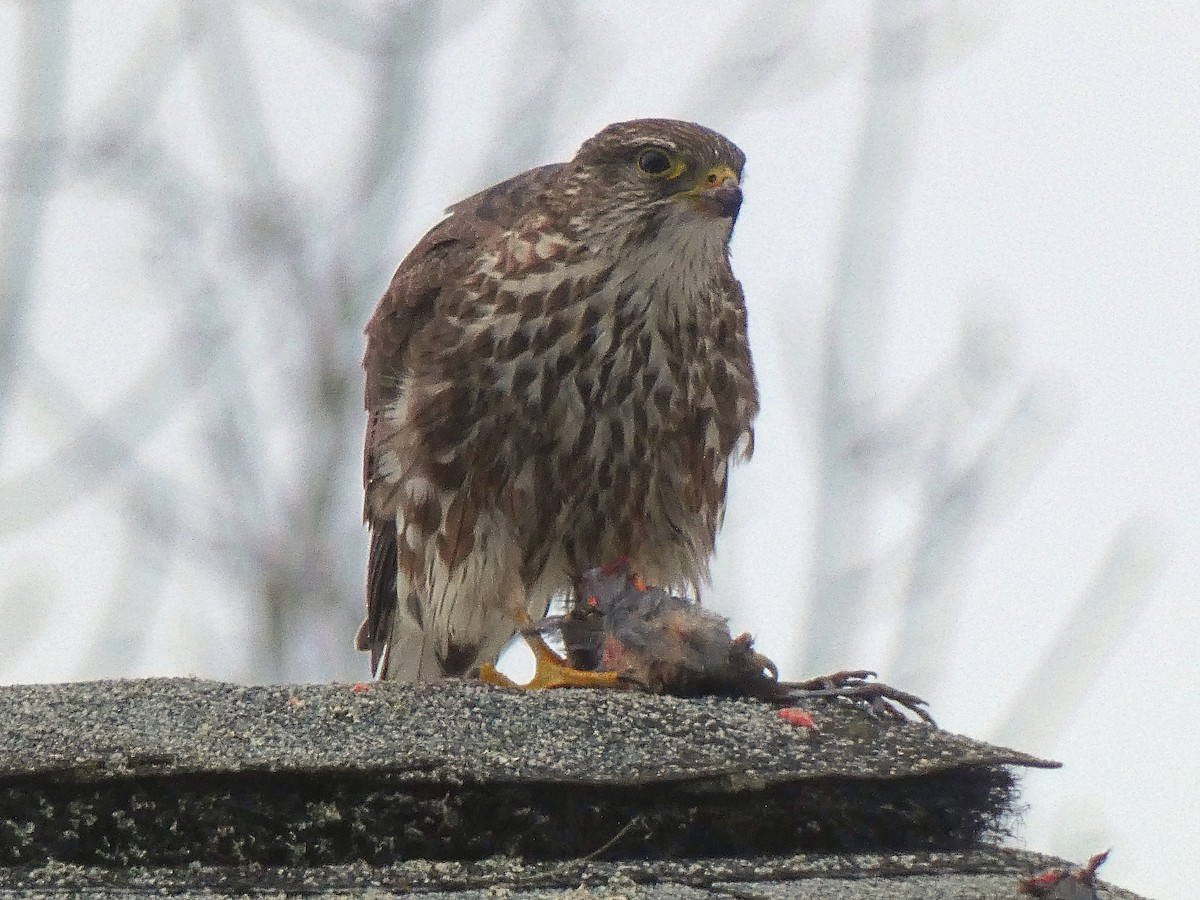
[681, 0, 850, 123]
[886, 382, 1067, 690]
[992, 518, 1166, 750]
[801, 1, 931, 673]
[0, 1, 71, 447]
[0, 338, 221, 535]
[344, 1, 444, 290]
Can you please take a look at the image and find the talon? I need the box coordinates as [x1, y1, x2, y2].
[781, 671, 935, 725]
[753, 651, 779, 681]
[479, 630, 621, 690]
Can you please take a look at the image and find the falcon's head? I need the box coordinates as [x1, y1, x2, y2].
[553, 119, 746, 254]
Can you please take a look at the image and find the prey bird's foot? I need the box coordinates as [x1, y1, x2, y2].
[782, 670, 935, 725]
[754, 652, 780, 681]
[478, 631, 621, 690]
[787, 669, 877, 692]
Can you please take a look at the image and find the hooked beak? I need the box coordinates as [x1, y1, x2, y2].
[679, 164, 742, 221]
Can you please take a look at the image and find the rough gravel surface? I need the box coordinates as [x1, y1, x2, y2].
[0, 677, 1056, 785]
[0, 678, 1138, 899]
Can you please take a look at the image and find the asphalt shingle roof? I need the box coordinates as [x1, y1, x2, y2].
[0, 678, 1146, 898]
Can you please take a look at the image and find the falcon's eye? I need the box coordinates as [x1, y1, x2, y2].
[636, 148, 675, 176]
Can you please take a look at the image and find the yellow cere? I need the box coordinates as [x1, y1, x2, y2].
[678, 164, 738, 197]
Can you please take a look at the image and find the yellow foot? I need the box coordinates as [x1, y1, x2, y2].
[478, 632, 621, 690]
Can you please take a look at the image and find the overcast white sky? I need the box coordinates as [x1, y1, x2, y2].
[1, 3, 1198, 898]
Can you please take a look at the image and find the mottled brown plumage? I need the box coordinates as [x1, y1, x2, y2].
[357, 119, 758, 681]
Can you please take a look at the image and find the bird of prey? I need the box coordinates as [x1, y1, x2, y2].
[357, 119, 758, 681]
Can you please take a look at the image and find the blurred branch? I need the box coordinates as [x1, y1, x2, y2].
[78, 488, 178, 678]
[801, 0, 930, 673]
[991, 519, 1166, 749]
[473, 0, 606, 186]
[345, 0, 443, 290]
[0, 1, 71, 448]
[84, 4, 188, 143]
[254, 0, 383, 55]
[192, 1, 280, 187]
[681, 0, 850, 124]
[923, 0, 1010, 70]
[885, 381, 1066, 691]
[848, 307, 1018, 482]
[0, 573, 53, 671]
[0, 336, 221, 535]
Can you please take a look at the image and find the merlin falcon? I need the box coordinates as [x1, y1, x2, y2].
[357, 118, 758, 681]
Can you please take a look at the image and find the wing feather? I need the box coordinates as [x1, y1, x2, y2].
[359, 164, 564, 673]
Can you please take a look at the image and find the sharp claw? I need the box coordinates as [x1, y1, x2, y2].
[753, 651, 779, 681]
[781, 671, 935, 725]
[479, 631, 621, 690]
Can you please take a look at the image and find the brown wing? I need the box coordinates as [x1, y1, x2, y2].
[358, 163, 564, 672]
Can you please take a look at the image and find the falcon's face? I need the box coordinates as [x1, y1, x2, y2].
[557, 119, 747, 252]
